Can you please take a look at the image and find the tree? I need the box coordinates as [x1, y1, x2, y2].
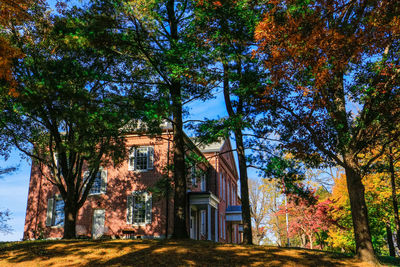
[255, 0, 400, 262]
[0, 5, 140, 238]
[278, 193, 334, 250]
[328, 171, 397, 256]
[97, 0, 215, 239]
[192, 0, 268, 244]
[249, 178, 269, 245]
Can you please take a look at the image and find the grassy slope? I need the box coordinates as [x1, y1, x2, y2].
[0, 239, 399, 267]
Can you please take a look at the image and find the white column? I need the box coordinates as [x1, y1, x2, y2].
[207, 204, 212, 240]
[215, 208, 218, 242]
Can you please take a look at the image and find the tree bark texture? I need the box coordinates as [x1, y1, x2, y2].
[386, 221, 396, 257]
[222, 63, 252, 244]
[63, 202, 77, 239]
[344, 162, 376, 263]
[170, 83, 188, 239]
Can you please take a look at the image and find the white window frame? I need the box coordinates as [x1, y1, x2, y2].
[128, 146, 154, 171]
[83, 168, 107, 196]
[227, 181, 230, 206]
[200, 174, 206, 191]
[127, 191, 152, 226]
[46, 195, 64, 227]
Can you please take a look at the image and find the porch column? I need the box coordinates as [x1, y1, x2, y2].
[215, 208, 218, 242]
[207, 204, 212, 240]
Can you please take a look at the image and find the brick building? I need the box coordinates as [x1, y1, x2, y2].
[23, 126, 242, 243]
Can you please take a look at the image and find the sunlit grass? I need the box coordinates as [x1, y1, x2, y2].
[0, 239, 398, 266]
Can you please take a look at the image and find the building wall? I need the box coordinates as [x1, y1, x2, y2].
[23, 136, 241, 243]
[24, 133, 174, 239]
[203, 139, 240, 244]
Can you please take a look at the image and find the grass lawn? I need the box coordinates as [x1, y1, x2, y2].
[0, 239, 398, 266]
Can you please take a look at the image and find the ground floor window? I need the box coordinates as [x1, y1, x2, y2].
[46, 195, 64, 227]
[127, 192, 152, 225]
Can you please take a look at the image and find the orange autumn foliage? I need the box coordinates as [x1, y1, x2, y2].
[255, 0, 400, 91]
[0, 0, 35, 87]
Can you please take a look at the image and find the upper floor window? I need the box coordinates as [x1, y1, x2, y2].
[46, 195, 64, 227]
[200, 174, 206, 191]
[83, 168, 107, 195]
[127, 191, 152, 225]
[191, 166, 197, 186]
[227, 182, 231, 205]
[129, 146, 154, 171]
[219, 173, 223, 199]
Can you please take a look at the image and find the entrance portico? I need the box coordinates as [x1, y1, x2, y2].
[188, 192, 219, 241]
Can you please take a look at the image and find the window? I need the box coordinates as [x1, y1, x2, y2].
[46, 195, 64, 227]
[90, 172, 102, 194]
[220, 214, 223, 238]
[127, 192, 152, 225]
[219, 173, 223, 197]
[200, 210, 206, 236]
[129, 147, 154, 171]
[191, 166, 197, 186]
[83, 169, 107, 195]
[200, 174, 206, 191]
[227, 181, 230, 206]
[223, 175, 226, 201]
[224, 217, 226, 239]
[232, 186, 236, 205]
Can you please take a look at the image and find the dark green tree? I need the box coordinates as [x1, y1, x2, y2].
[192, 0, 267, 244]
[0, 4, 143, 238]
[99, 0, 215, 239]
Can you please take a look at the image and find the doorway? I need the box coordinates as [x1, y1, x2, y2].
[92, 209, 105, 239]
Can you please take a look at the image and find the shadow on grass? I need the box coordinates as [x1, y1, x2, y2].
[2, 239, 399, 266]
[83, 240, 349, 266]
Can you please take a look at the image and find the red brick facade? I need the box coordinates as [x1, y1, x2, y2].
[23, 132, 241, 243]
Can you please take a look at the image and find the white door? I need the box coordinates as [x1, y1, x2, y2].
[190, 216, 195, 239]
[92, 209, 105, 239]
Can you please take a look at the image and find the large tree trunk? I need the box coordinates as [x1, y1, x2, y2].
[166, 0, 188, 239]
[63, 202, 77, 239]
[222, 63, 252, 244]
[388, 148, 400, 249]
[170, 83, 188, 239]
[386, 221, 396, 257]
[344, 162, 376, 263]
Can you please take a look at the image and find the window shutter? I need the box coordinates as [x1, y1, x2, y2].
[147, 147, 154, 170]
[129, 148, 136, 170]
[82, 171, 89, 195]
[101, 169, 107, 194]
[145, 193, 152, 224]
[127, 195, 133, 224]
[46, 198, 54, 226]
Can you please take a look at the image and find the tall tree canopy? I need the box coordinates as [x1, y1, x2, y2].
[97, 0, 215, 238]
[255, 0, 400, 262]
[0, 4, 143, 238]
